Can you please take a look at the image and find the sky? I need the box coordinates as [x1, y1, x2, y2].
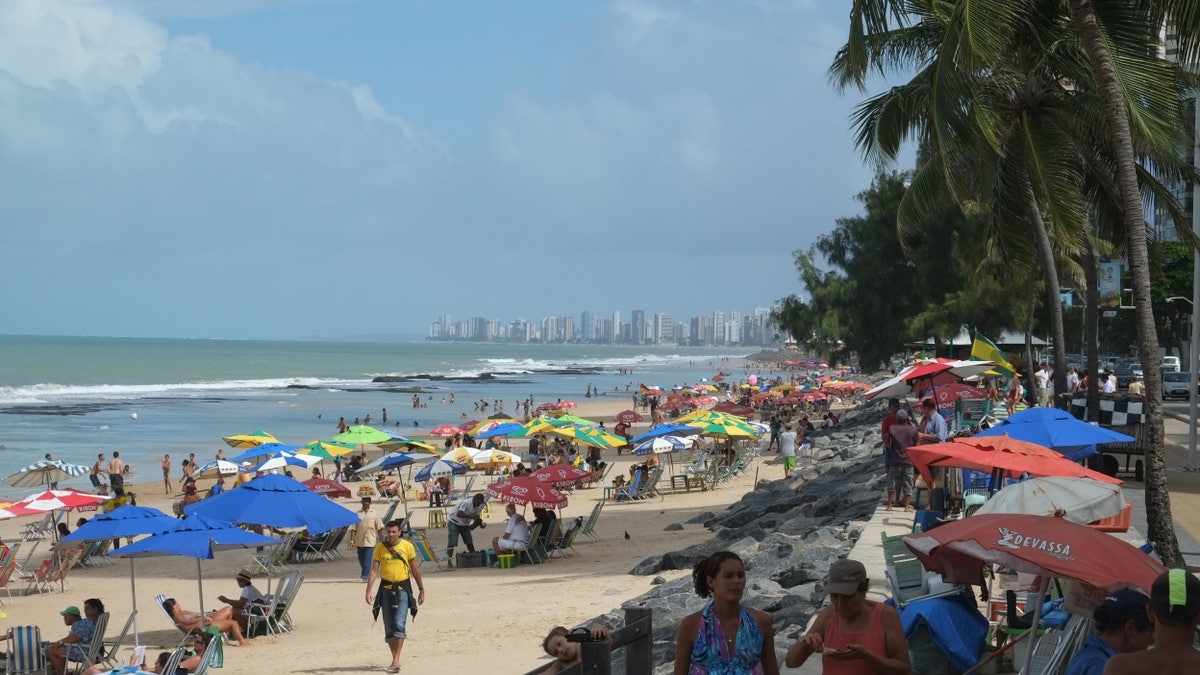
[0, 0, 884, 340]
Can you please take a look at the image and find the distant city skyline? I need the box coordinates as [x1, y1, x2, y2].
[428, 305, 781, 346]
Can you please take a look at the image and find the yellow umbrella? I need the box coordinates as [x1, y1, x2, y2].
[470, 418, 520, 436]
[297, 440, 357, 459]
[222, 430, 279, 448]
[546, 425, 627, 449]
[469, 448, 521, 468]
[675, 410, 746, 425]
[442, 447, 476, 465]
[378, 437, 439, 454]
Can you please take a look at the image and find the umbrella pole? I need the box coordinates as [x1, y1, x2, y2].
[197, 559, 206, 619]
[1020, 576, 1050, 675]
[130, 559, 140, 646]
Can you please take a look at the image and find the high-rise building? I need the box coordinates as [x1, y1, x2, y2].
[653, 313, 674, 344]
[712, 311, 725, 345]
[1154, 26, 1197, 242]
[580, 311, 595, 343]
[631, 309, 646, 344]
[611, 311, 621, 343]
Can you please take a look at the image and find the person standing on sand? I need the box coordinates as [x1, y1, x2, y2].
[107, 452, 125, 495]
[779, 425, 797, 478]
[673, 551, 779, 675]
[885, 411, 918, 512]
[90, 454, 106, 492]
[366, 520, 424, 674]
[161, 454, 172, 494]
[350, 497, 384, 581]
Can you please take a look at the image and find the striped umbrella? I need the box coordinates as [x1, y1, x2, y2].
[8, 489, 107, 515]
[297, 440, 358, 459]
[3, 460, 90, 488]
[414, 459, 469, 482]
[221, 430, 279, 448]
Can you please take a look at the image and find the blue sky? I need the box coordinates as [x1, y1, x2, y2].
[0, 0, 885, 339]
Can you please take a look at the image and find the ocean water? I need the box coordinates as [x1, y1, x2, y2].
[0, 335, 748, 499]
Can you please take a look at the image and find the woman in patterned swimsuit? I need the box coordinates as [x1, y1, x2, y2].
[673, 551, 779, 675]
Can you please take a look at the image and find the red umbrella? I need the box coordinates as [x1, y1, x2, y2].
[301, 477, 352, 499]
[615, 410, 644, 424]
[556, 400, 578, 410]
[530, 465, 594, 488]
[458, 420, 480, 431]
[864, 359, 995, 401]
[904, 513, 1163, 592]
[8, 489, 108, 517]
[429, 424, 460, 437]
[907, 436, 1122, 489]
[485, 477, 568, 509]
[711, 402, 756, 417]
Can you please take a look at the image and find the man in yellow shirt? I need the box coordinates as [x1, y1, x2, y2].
[366, 520, 425, 674]
[1128, 375, 1145, 397]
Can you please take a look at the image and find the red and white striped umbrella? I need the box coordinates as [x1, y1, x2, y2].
[530, 465, 593, 488]
[8, 489, 108, 516]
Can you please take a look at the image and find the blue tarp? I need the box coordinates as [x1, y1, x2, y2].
[896, 594, 988, 673]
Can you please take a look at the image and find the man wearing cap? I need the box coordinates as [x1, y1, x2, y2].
[350, 496, 385, 581]
[218, 572, 267, 635]
[886, 409, 919, 512]
[1063, 589, 1151, 675]
[785, 559, 909, 672]
[47, 598, 103, 675]
[1103, 569, 1200, 674]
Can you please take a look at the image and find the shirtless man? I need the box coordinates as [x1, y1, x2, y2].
[107, 452, 125, 495]
[1103, 569, 1200, 675]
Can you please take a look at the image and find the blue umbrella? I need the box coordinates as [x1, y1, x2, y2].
[475, 422, 523, 439]
[629, 424, 701, 443]
[413, 459, 468, 483]
[973, 407, 1135, 461]
[110, 513, 283, 616]
[185, 473, 359, 535]
[62, 505, 178, 645]
[632, 436, 690, 455]
[227, 443, 302, 464]
[249, 450, 321, 474]
[355, 452, 429, 475]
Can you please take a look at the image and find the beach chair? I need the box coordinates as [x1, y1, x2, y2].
[245, 531, 297, 578]
[518, 522, 545, 565]
[578, 500, 605, 543]
[20, 513, 56, 541]
[99, 611, 136, 669]
[20, 558, 52, 594]
[69, 610, 109, 674]
[380, 501, 401, 525]
[880, 532, 964, 608]
[671, 451, 709, 491]
[546, 518, 582, 559]
[0, 561, 18, 605]
[159, 648, 187, 675]
[276, 573, 305, 633]
[43, 548, 84, 593]
[6, 625, 45, 675]
[634, 468, 664, 500]
[155, 594, 200, 644]
[613, 471, 643, 502]
[13, 539, 39, 575]
[409, 530, 450, 571]
[447, 476, 476, 504]
[191, 630, 224, 675]
[249, 570, 301, 636]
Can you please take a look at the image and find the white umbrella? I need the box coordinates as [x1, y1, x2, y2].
[468, 448, 523, 465]
[973, 476, 1125, 524]
[250, 451, 322, 473]
[4, 460, 90, 488]
[193, 460, 241, 479]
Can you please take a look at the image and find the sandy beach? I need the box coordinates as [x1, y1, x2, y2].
[0, 397, 770, 674]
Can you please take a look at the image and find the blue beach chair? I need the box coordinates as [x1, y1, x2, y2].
[6, 625, 45, 675]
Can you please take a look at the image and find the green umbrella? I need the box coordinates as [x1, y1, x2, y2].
[297, 440, 358, 459]
[332, 425, 395, 445]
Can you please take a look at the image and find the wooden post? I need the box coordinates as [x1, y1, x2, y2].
[622, 607, 653, 675]
[579, 641, 612, 674]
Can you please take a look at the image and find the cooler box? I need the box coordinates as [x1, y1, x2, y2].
[456, 551, 487, 568]
[1088, 502, 1131, 532]
[497, 554, 516, 569]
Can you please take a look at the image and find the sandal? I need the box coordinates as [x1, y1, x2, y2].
[385, 666, 400, 673]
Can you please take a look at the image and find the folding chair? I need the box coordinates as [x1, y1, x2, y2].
[0, 561, 18, 606]
[6, 625, 45, 675]
[578, 500, 605, 542]
[518, 522, 545, 565]
[160, 647, 187, 675]
[20, 558, 52, 595]
[408, 530, 450, 571]
[99, 611, 136, 669]
[192, 631, 224, 675]
[69, 611, 109, 674]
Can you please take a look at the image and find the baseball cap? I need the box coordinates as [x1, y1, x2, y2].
[887, 398, 900, 408]
[896, 410, 910, 422]
[1151, 569, 1200, 623]
[825, 559, 867, 595]
[60, 605, 81, 617]
[1094, 588, 1150, 626]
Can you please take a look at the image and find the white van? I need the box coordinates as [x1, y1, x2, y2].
[1161, 356, 1181, 372]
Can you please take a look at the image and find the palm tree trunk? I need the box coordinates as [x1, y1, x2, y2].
[1069, 0, 1179, 565]
[1022, 179, 1070, 407]
[1084, 239, 1101, 421]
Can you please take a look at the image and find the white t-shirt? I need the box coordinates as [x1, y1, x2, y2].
[779, 431, 797, 457]
[450, 500, 484, 526]
[503, 514, 530, 544]
[1034, 369, 1050, 389]
[1102, 375, 1117, 394]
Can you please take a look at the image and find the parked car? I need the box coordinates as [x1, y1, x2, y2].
[1113, 367, 1135, 390]
[1162, 371, 1194, 399]
[1161, 356, 1181, 372]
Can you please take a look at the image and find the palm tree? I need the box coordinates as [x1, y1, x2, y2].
[834, 0, 1198, 564]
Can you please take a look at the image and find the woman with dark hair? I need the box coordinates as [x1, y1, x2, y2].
[162, 597, 249, 646]
[1063, 589, 1152, 675]
[540, 623, 610, 674]
[785, 559, 909, 673]
[673, 551, 779, 674]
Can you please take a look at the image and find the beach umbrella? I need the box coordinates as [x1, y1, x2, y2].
[413, 459, 469, 483]
[185, 473, 359, 535]
[331, 425, 396, 446]
[250, 450, 323, 474]
[193, 460, 241, 479]
[8, 488, 107, 516]
[615, 410, 643, 424]
[972, 407, 1135, 461]
[60, 505, 178, 645]
[972, 477, 1125, 524]
[441, 447, 476, 465]
[633, 436, 691, 455]
[529, 465, 592, 488]
[222, 430, 279, 448]
[3, 460, 90, 488]
[301, 477, 353, 499]
[110, 513, 283, 617]
[228, 442, 301, 464]
[376, 437, 438, 453]
[629, 424, 702, 443]
[546, 425, 625, 449]
[471, 419, 519, 436]
[297, 440, 358, 459]
[428, 424, 461, 437]
[904, 512, 1164, 674]
[907, 437, 1122, 490]
[355, 451, 433, 476]
[468, 448, 522, 468]
[864, 359, 995, 402]
[485, 477, 568, 509]
[692, 419, 761, 440]
[475, 422, 523, 440]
